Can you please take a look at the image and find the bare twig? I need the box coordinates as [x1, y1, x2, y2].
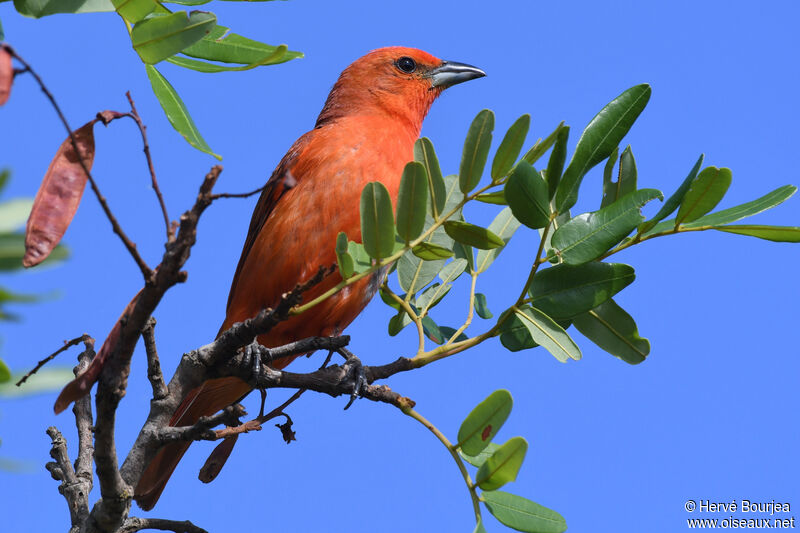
[209, 185, 265, 200]
[1, 44, 154, 281]
[46, 427, 91, 530]
[124, 91, 172, 242]
[16, 334, 91, 386]
[120, 517, 209, 533]
[142, 318, 167, 400]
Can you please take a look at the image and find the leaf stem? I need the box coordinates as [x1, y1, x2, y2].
[402, 407, 481, 523]
[383, 282, 426, 356]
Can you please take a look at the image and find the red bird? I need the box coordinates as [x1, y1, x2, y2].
[135, 46, 484, 509]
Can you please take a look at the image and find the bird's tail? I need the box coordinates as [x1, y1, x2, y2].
[134, 376, 251, 510]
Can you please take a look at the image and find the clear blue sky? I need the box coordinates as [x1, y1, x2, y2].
[1, 1, 799, 531]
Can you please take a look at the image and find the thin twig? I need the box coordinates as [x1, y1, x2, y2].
[1, 44, 153, 281]
[209, 185, 266, 200]
[142, 317, 168, 400]
[125, 91, 172, 242]
[16, 334, 91, 386]
[120, 517, 209, 533]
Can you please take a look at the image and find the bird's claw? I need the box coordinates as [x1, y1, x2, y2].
[342, 354, 367, 410]
[241, 340, 271, 416]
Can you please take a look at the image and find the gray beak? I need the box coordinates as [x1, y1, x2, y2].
[427, 60, 486, 89]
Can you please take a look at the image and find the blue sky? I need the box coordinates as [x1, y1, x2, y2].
[1, 1, 799, 532]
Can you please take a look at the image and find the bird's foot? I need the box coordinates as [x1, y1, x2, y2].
[241, 340, 271, 416]
[341, 351, 367, 410]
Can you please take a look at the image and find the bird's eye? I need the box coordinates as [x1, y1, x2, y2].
[396, 56, 417, 74]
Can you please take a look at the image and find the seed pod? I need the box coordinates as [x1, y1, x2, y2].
[0, 48, 12, 106]
[24, 120, 96, 267]
[199, 435, 239, 483]
[54, 290, 140, 414]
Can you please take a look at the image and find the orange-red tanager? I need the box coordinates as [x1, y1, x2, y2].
[135, 46, 485, 510]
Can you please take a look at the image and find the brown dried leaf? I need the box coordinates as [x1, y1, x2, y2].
[24, 120, 96, 268]
[0, 48, 12, 106]
[198, 435, 239, 483]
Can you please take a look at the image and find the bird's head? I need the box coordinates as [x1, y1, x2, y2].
[316, 46, 485, 131]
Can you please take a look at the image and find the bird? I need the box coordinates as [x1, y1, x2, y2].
[134, 46, 485, 510]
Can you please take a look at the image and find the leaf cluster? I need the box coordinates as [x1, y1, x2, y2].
[3, 0, 302, 158]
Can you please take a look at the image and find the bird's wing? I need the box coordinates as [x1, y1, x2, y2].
[226, 132, 313, 311]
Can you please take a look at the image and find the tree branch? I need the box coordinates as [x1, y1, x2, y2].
[16, 333, 91, 386]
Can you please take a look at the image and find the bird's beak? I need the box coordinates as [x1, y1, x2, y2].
[427, 60, 486, 89]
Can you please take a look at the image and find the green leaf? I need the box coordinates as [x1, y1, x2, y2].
[411, 241, 453, 260]
[499, 310, 539, 352]
[0, 199, 33, 232]
[0, 367, 74, 397]
[675, 166, 732, 225]
[0, 233, 68, 271]
[476, 436, 527, 491]
[573, 299, 650, 364]
[0, 287, 41, 304]
[713, 225, 800, 242]
[639, 154, 704, 234]
[398, 219, 451, 294]
[416, 282, 451, 311]
[505, 161, 550, 229]
[388, 309, 413, 336]
[422, 315, 444, 344]
[474, 293, 493, 319]
[522, 121, 564, 165]
[453, 241, 475, 273]
[360, 182, 395, 260]
[602, 145, 637, 208]
[442, 173, 465, 215]
[556, 84, 651, 212]
[600, 146, 620, 208]
[444, 221, 504, 250]
[0, 358, 9, 383]
[378, 286, 401, 311]
[112, 0, 157, 22]
[145, 64, 221, 159]
[335, 232, 354, 278]
[460, 109, 495, 193]
[457, 389, 513, 455]
[511, 307, 581, 362]
[682, 185, 797, 228]
[482, 491, 568, 533]
[473, 517, 488, 533]
[529, 262, 635, 319]
[131, 11, 217, 64]
[13, 0, 113, 18]
[0, 169, 9, 192]
[0, 17, 4, 41]
[545, 125, 569, 199]
[167, 45, 290, 72]
[475, 190, 507, 205]
[395, 162, 428, 243]
[439, 326, 468, 343]
[439, 258, 468, 283]
[492, 114, 530, 181]
[460, 442, 501, 468]
[551, 189, 663, 264]
[179, 24, 300, 64]
[414, 137, 446, 219]
[475, 207, 522, 273]
[347, 241, 372, 274]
